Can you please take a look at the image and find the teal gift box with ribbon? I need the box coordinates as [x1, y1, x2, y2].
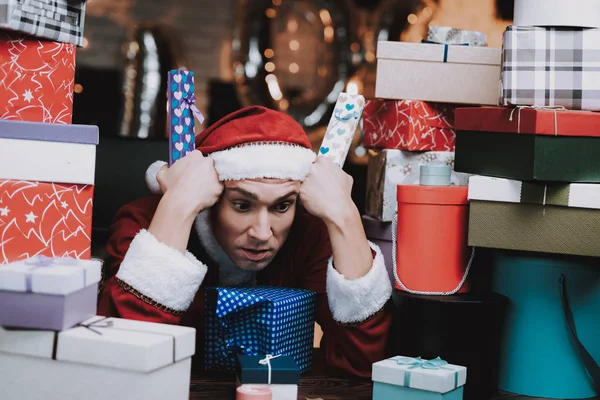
[372, 356, 467, 400]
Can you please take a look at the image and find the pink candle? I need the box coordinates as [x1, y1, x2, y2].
[236, 384, 272, 400]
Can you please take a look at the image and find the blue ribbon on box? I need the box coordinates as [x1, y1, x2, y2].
[204, 286, 316, 373]
[421, 40, 469, 63]
[394, 356, 459, 388]
[333, 109, 361, 122]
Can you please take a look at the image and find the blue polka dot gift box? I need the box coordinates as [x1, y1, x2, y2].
[167, 69, 205, 166]
[372, 356, 467, 400]
[204, 286, 316, 373]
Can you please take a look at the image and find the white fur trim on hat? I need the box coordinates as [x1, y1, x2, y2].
[326, 241, 392, 324]
[210, 143, 317, 181]
[146, 160, 167, 194]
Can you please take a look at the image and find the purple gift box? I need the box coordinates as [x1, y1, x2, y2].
[168, 69, 205, 166]
[362, 215, 393, 282]
[0, 256, 102, 331]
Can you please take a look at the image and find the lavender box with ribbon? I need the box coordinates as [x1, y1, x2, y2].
[0, 256, 102, 331]
[0, 316, 196, 400]
[372, 356, 467, 400]
[168, 69, 204, 165]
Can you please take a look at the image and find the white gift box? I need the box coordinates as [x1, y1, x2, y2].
[0, 257, 102, 330]
[375, 41, 501, 106]
[0, 120, 98, 185]
[365, 149, 470, 222]
[372, 356, 467, 394]
[514, 0, 600, 28]
[0, 316, 196, 400]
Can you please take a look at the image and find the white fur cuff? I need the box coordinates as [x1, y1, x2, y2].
[145, 160, 167, 194]
[116, 229, 208, 312]
[326, 241, 392, 324]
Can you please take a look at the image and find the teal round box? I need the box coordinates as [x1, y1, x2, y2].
[491, 251, 600, 399]
[419, 164, 451, 186]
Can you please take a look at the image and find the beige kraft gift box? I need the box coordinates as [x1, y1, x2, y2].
[0, 316, 196, 400]
[375, 41, 501, 106]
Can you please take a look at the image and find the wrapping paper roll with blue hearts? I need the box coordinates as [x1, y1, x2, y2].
[318, 92, 366, 167]
[168, 69, 205, 165]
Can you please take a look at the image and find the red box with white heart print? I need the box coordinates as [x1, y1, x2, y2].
[0, 32, 76, 124]
[362, 99, 457, 151]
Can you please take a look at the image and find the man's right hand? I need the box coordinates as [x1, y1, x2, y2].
[156, 151, 224, 218]
[148, 151, 223, 253]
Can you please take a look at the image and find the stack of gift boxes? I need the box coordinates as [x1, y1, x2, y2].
[364, 24, 507, 400]
[366, 1, 600, 400]
[451, 1, 600, 399]
[0, 3, 196, 399]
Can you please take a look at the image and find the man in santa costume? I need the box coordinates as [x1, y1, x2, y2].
[98, 106, 392, 378]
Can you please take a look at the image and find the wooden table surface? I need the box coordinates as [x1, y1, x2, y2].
[188, 349, 557, 400]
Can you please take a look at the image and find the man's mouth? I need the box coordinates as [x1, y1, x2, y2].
[240, 248, 272, 262]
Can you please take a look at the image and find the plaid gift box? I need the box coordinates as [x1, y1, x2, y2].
[204, 286, 316, 374]
[501, 26, 600, 112]
[0, 0, 86, 47]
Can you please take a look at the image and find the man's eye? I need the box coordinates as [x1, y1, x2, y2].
[274, 202, 292, 213]
[233, 202, 251, 212]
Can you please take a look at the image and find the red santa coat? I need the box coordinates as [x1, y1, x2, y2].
[98, 194, 393, 378]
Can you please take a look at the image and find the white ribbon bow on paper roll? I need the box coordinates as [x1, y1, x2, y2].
[259, 354, 282, 385]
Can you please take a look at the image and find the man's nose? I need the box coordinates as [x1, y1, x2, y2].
[248, 210, 273, 242]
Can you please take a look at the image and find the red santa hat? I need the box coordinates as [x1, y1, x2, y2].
[146, 106, 317, 193]
[196, 105, 316, 181]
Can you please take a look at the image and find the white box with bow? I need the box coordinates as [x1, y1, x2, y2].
[0, 316, 196, 400]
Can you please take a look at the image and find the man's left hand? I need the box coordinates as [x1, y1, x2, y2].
[299, 156, 355, 224]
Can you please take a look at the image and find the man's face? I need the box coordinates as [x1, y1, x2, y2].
[211, 178, 301, 271]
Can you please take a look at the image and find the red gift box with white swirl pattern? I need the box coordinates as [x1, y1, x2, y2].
[362, 100, 456, 152]
[0, 32, 76, 124]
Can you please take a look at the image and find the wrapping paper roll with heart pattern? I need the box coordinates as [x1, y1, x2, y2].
[318, 92, 366, 167]
[168, 69, 204, 165]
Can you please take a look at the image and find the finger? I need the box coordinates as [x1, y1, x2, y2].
[156, 164, 168, 179]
